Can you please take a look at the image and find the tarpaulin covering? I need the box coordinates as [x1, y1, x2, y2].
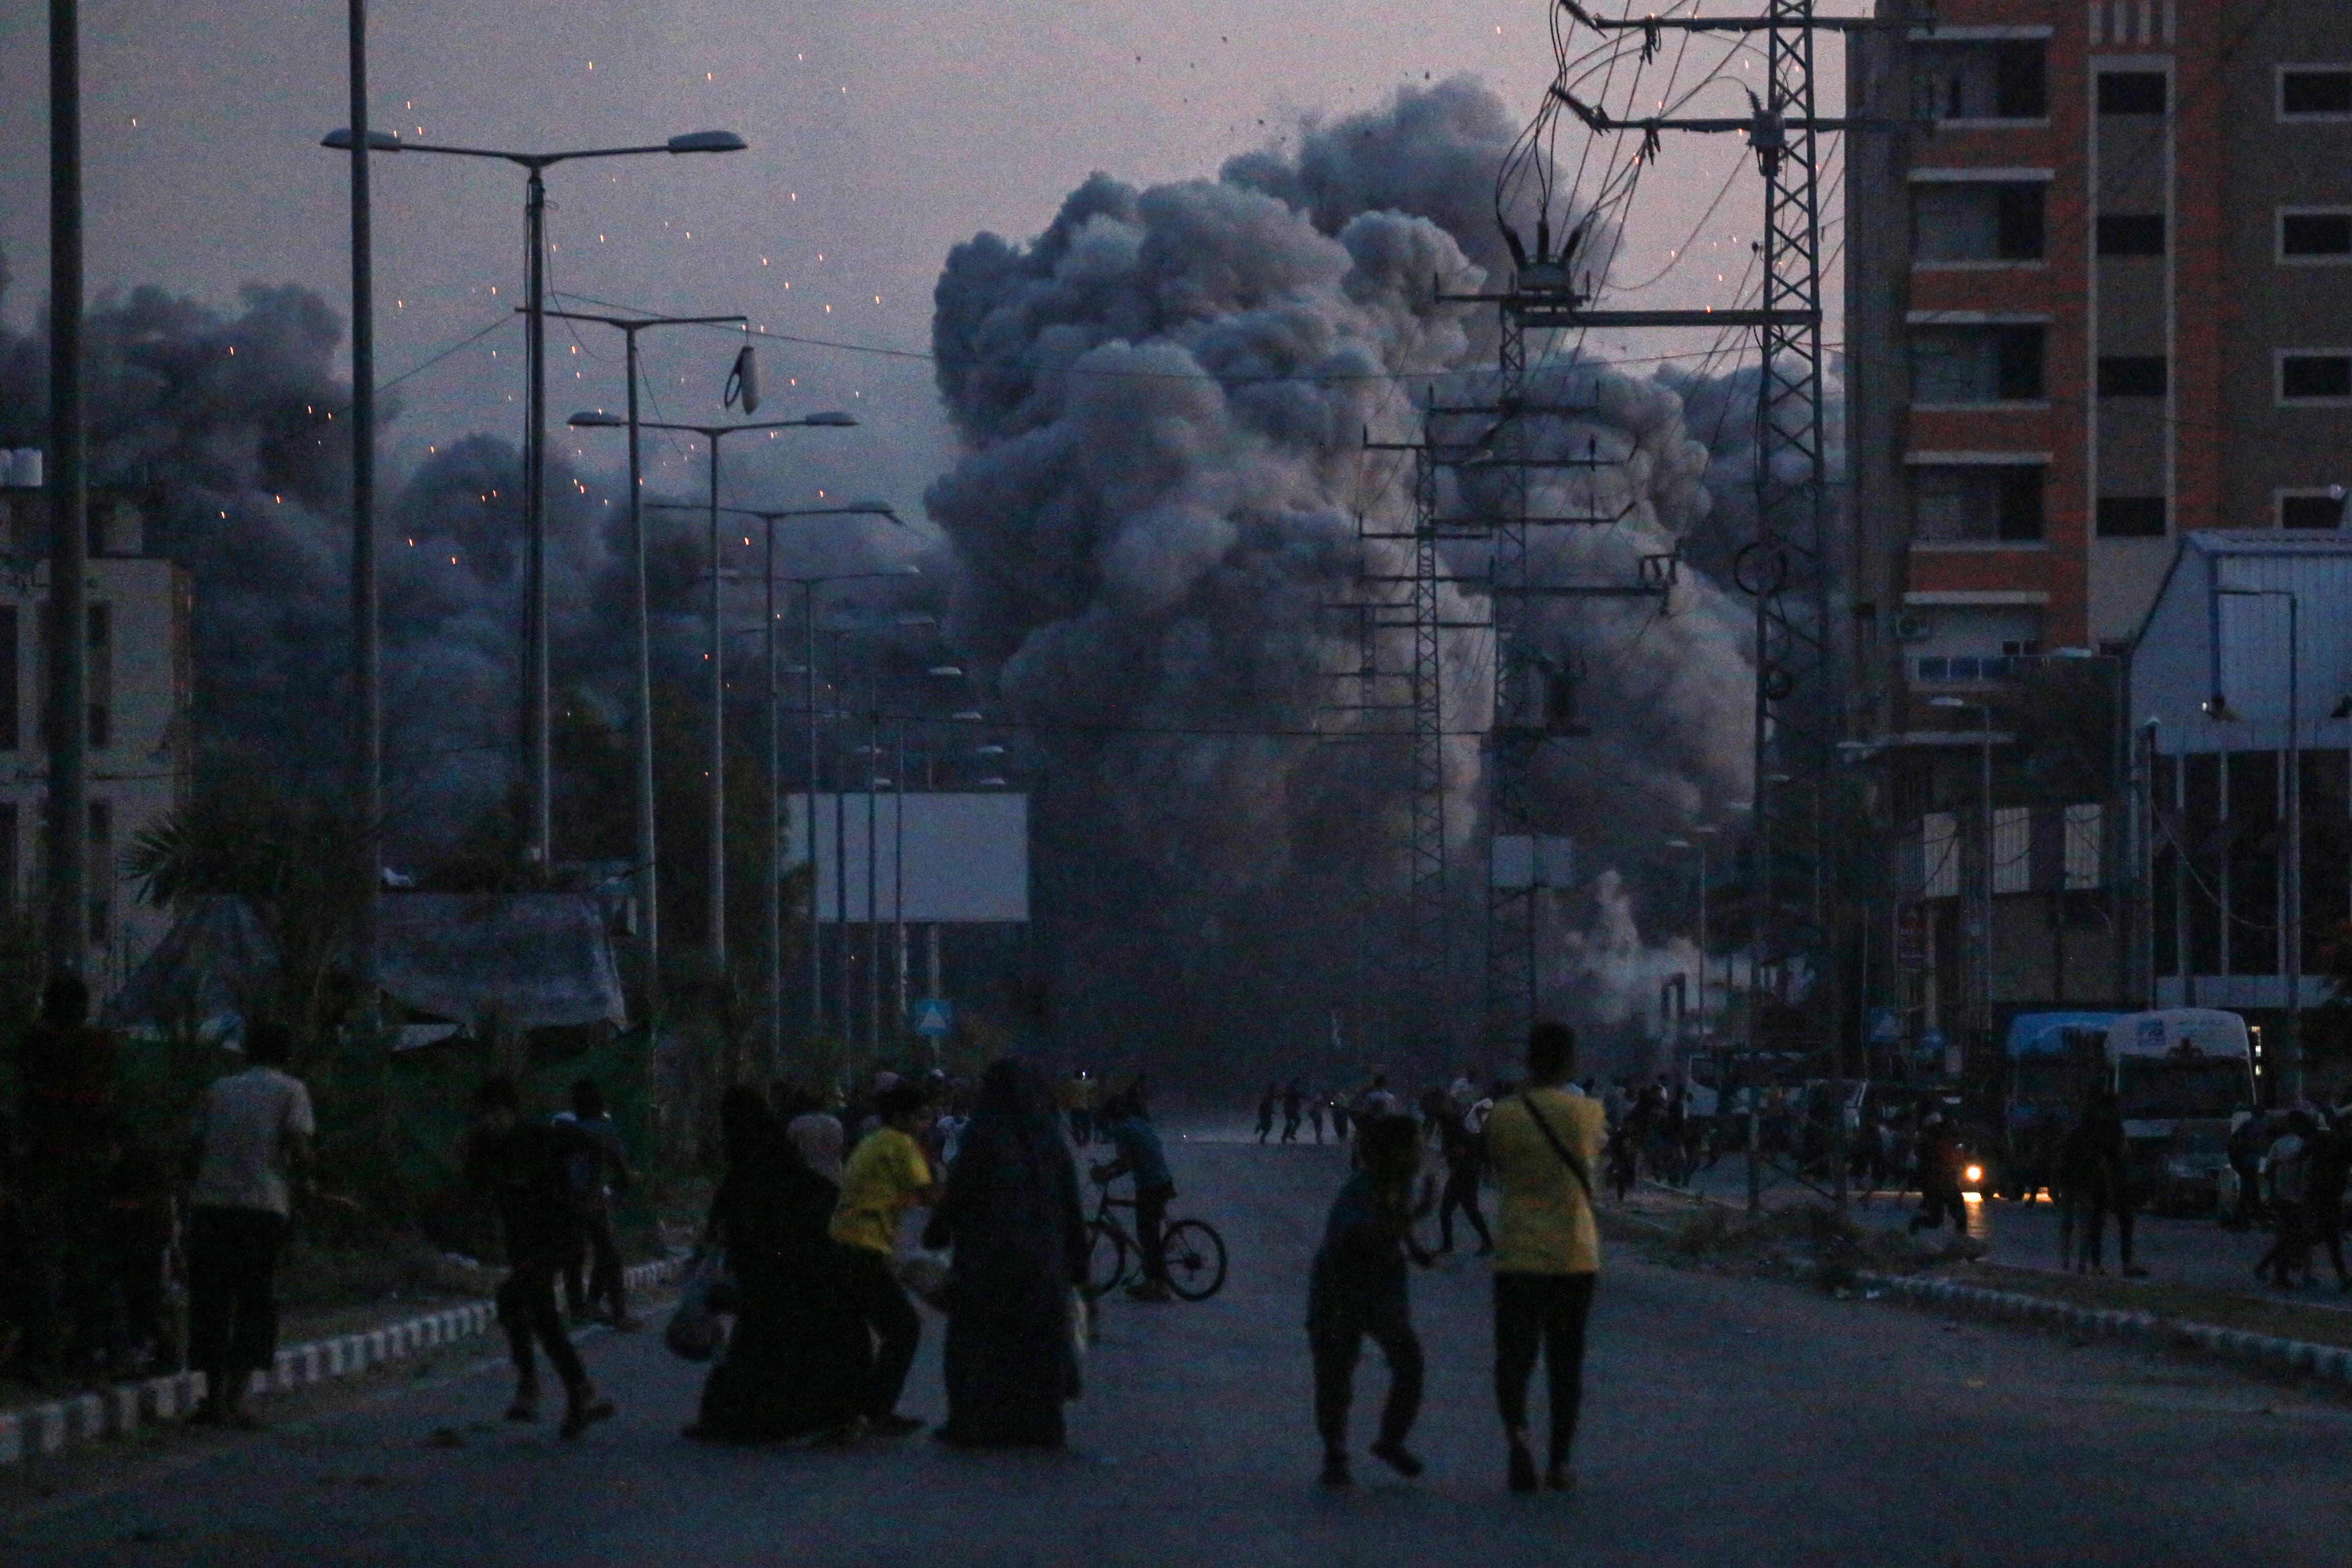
[101, 894, 281, 1038]
[377, 892, 627, 1031]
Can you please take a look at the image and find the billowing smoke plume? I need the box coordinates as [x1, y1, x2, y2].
[0, 274, 766, 929]
[929, 79, 1754, 1080]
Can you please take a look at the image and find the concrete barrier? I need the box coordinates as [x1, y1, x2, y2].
[0, 1253, 684, 1469]
[1858, 1270, 2352, 1392]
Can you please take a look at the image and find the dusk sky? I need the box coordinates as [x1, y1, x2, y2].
[1, 2, 1861, 521]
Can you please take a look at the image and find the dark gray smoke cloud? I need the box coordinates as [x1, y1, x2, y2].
[928, 79, 1755, 1081]
[0, 274, 648, 865]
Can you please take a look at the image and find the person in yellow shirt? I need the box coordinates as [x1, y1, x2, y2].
[830, 1080, 937, 1435]
[1482, 1020, 1606, 1493]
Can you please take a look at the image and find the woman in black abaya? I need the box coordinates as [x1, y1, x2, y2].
[925, 1058, 1088, 1447]
[687, 1087, 871, 1444]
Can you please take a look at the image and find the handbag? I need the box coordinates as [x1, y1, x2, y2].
[663, 1250, 735, 1362]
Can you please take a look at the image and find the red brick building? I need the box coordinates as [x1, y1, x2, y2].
[1845, 1, 2352, 1047]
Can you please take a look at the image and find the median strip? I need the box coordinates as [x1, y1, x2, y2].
[0, 1255, 682, 1469]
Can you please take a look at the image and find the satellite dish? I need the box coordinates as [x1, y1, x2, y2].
[725, 344, 759, 414]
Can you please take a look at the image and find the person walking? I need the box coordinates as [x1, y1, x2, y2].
[1306, 1092, 1326, 1146]
[2308, 1104, 2352, 1291]
[685, 1088, 869, 1445]
[1328, 1093, 1351, 1145]
[1483, 1021, 1606, 1493]
[183, 1020, 311, 1427]
[1282, 1080, 1305, 1145]
[2073, 1091, 2135, 1274]
[1256, 1084, 1278, 1145]
[554, 1078, 636, 1330]
[829, 1079, 935, 1434]
[1306, 1114, 1431, 1486]
[1093, 1088, 1178, 1301]
[2054, 1103, 2101, 1272]
[466, 1079, 614, 1439]
[925, 1059, 1088, 1448]
[2256, 1113, 2317, 1290]
[17, 975, 119, 1383]
[1908, 1113, 1971, 1240]
[1435, 1094, 1494, 1256]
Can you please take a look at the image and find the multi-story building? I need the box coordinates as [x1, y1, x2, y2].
[0, 491, 190, 994]
[1846, 1, 2352, 1059]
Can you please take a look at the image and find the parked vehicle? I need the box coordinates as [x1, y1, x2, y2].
[1996, 1012, 2122, 1201]
[2104, 1009, 2256, 1216]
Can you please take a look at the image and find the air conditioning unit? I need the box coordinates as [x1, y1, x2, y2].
[1894, 612, 1936, 643]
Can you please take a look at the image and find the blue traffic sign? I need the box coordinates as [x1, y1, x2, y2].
[912, 999, 954, 1037]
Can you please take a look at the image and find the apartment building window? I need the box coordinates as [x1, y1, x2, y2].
[87, 603, 110, 752]
[1913, 465, 2046, 543]
[2098, 356, 2169, 398]
[2097, 497, 2168, 538]
[1910, 325, 2045, 405]
[2098, 72, 2167, 116]
[2279, 351, 2352, 404]
[0, 605, 16, 753]
[1914, 41, 2047, 121]
[2280, 210, 2352, 262]
[2279, 491, 2348, 530]
[88, 798, 110, 941]
[2096, 214, 2166, 256]
[2280, 68, 2352, 120]
[1912, 183, 2045, 263]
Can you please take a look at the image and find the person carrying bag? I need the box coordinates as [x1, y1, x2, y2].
[1481, 1022, 1607, 1493]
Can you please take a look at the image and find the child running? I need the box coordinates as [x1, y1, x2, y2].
[1305, 1113, 1433, 1486]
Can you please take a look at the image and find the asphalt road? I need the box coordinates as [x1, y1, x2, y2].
[8, 1132, 2352, 1567]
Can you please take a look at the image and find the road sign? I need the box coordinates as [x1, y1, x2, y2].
[912, 999, 954, 1037]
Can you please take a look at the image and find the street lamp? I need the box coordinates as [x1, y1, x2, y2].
[571, 410, 855, 974]
[671, 504, 902, 1074]
[325, 123, 746, 872]
[1930, 696, 1996, 1080]
[822, 617, 944, 1052]
[2208, 584, 2303, 1106]
[545, 311, 745, 991]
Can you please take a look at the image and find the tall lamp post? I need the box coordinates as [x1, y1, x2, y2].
[1664, 825, 1719, 1044]
[572, 411, 855, 975]
[661, 504, 903, 1075]
[1930, 696, 1996, 1083]
[542, 311, 744, 992]
[2205, 586, 2303, 1106]
[324, 124, 746, 872]
[341, 1, 382, 1023]
[48, 0, 89, 977]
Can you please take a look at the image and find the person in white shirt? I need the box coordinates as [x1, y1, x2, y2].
[185, 1020, 313, 1428]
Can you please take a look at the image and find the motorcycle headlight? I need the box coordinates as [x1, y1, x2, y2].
[1963, 1164, 1984, 1185]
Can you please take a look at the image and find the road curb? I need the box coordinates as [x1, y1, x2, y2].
[1855, 1270, 2352, 1389]
[0, 1254, 683, 1469]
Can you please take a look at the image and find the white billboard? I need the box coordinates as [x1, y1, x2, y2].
[787, 792, 1030, 923]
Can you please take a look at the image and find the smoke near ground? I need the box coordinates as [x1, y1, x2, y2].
[928, 78, 1755, 1083]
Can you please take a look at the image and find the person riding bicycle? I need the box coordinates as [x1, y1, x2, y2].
[1091, 1088, 1177, 1301]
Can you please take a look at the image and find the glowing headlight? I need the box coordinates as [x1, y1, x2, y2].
[1964, 1164, 1984, 1184]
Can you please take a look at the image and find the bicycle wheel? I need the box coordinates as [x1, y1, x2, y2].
[1084, 1219, 1130, 1299]
[1158, 1218, 1228, 1301]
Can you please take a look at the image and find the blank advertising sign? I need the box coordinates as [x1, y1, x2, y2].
[788, 792, 1030, 923]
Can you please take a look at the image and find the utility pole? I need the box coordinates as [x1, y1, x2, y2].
[1549, 0, 1916, 1207]
[46, 0, 88, 979]
[347, 0, 380, 1026]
